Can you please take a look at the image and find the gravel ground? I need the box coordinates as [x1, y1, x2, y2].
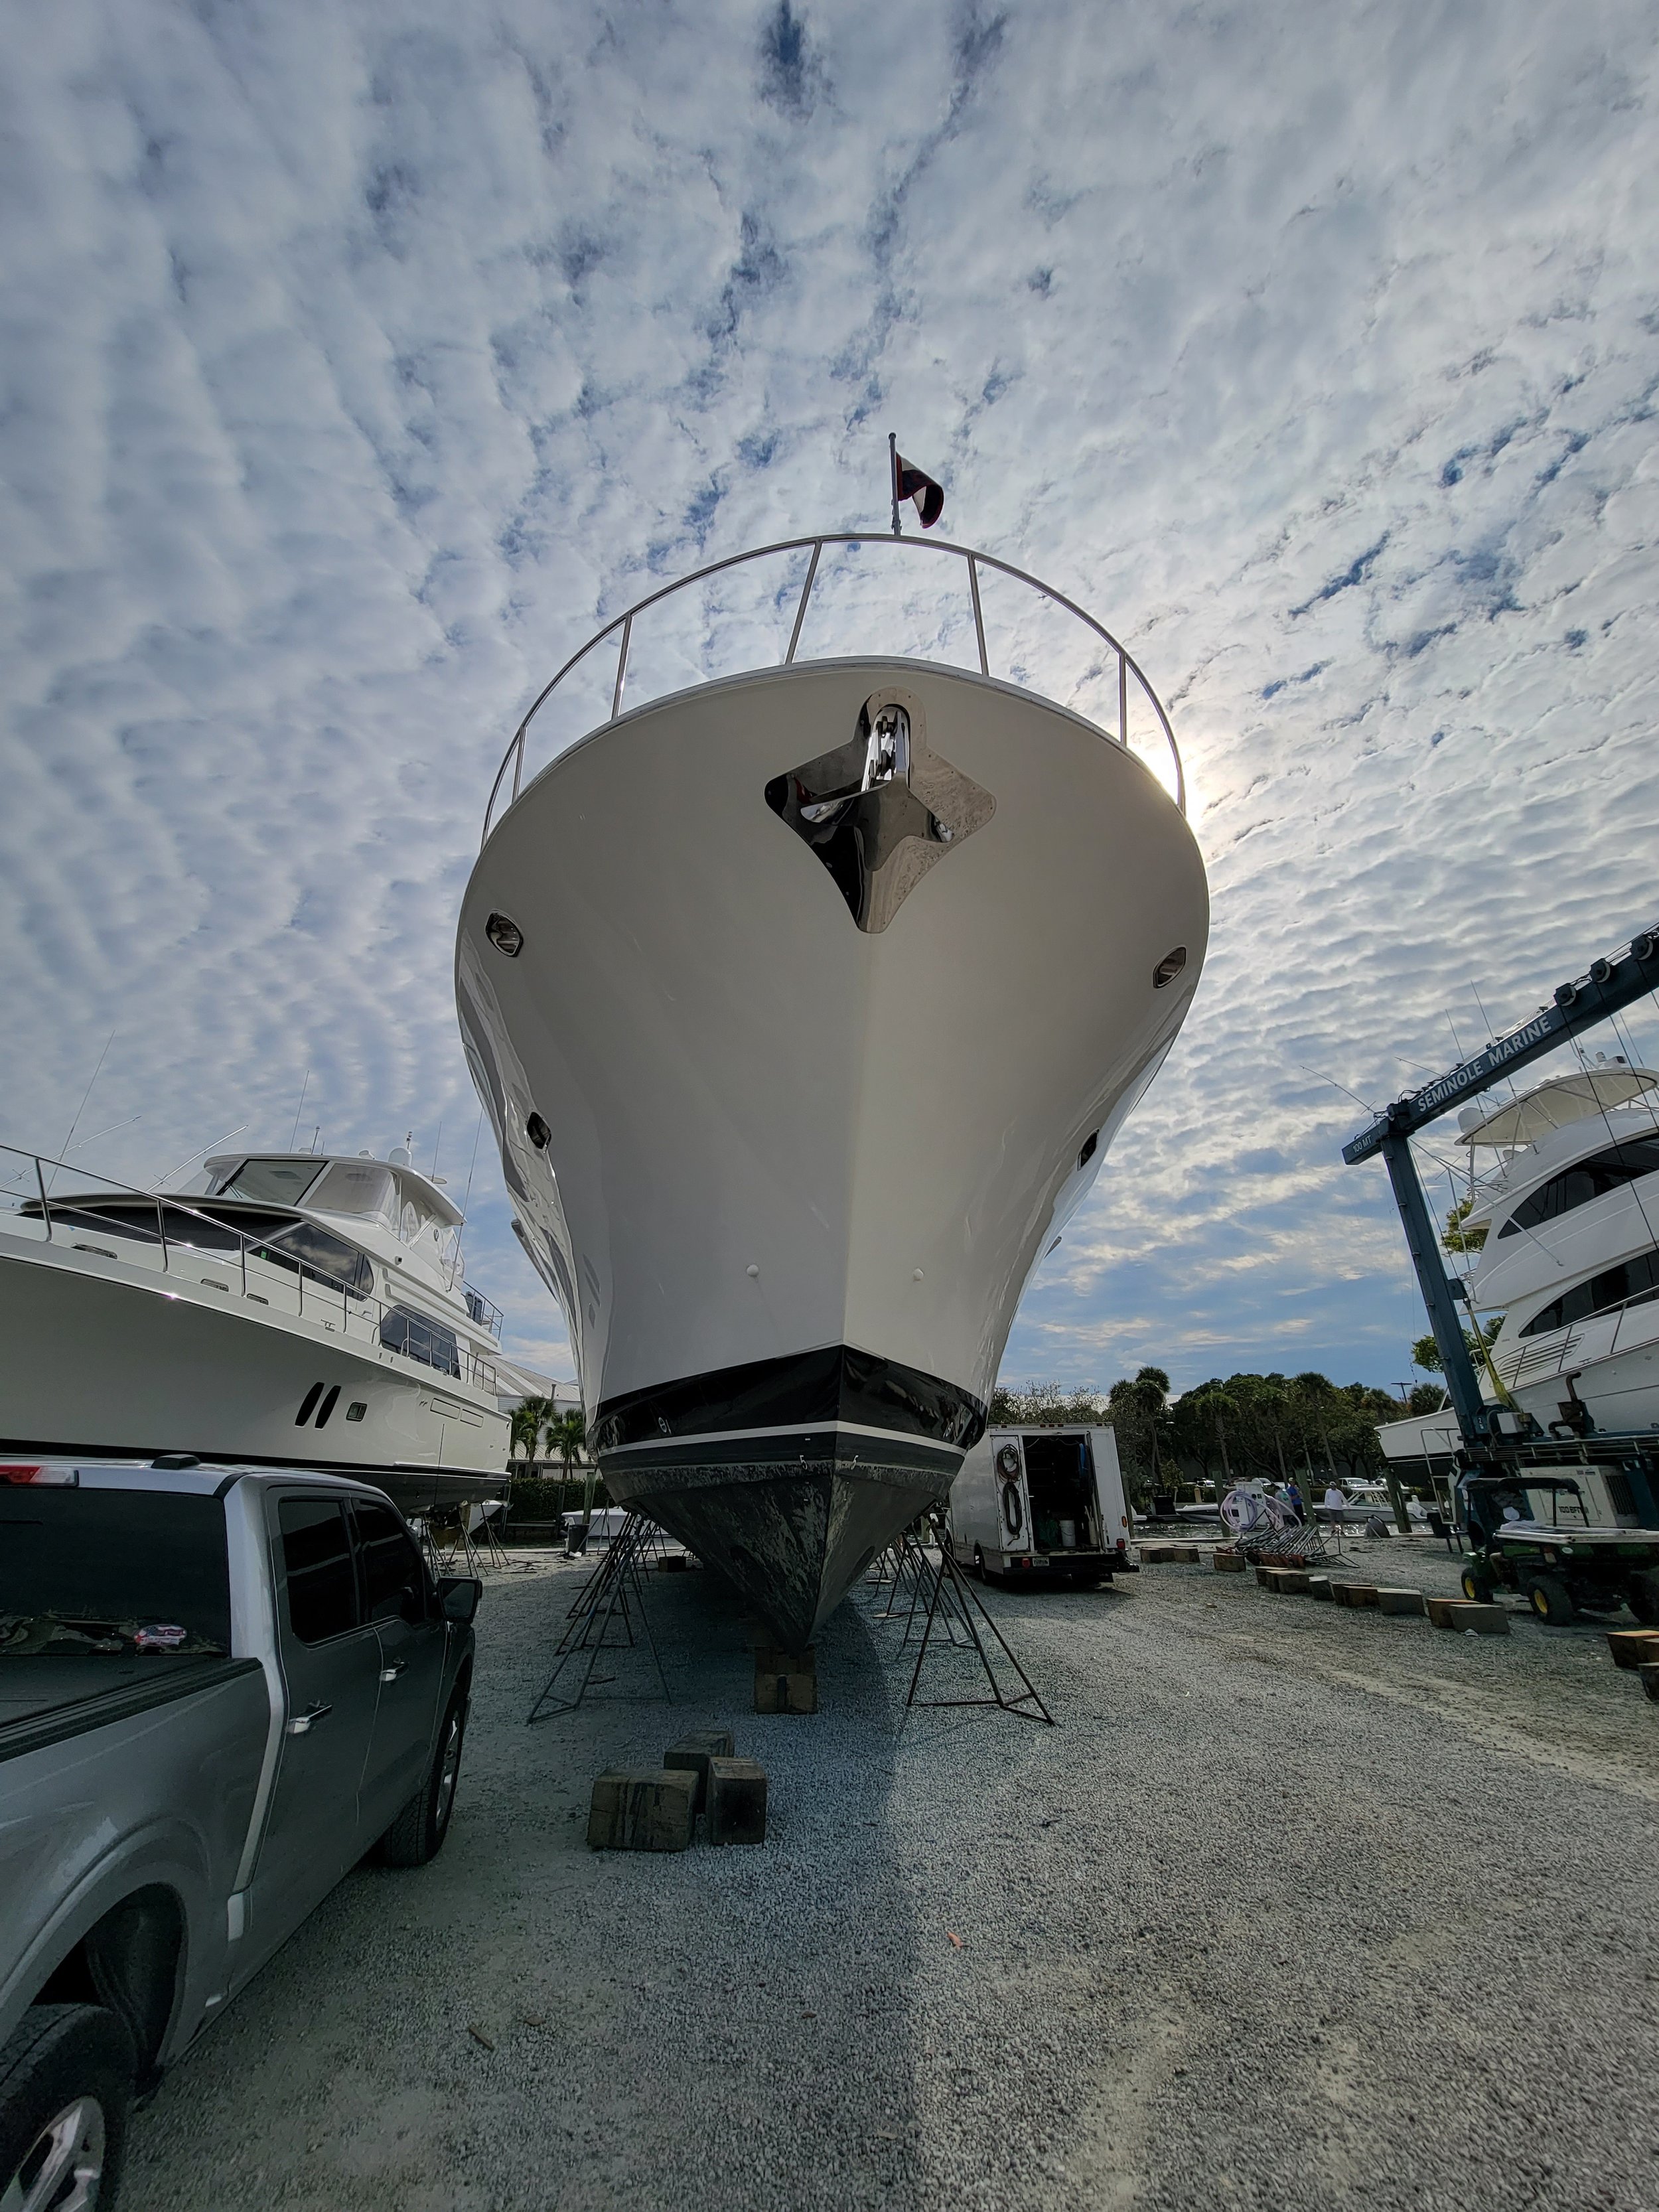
[123, 1533, 1659, 2212]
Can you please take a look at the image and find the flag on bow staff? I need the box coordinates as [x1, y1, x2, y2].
[889, 435, 944, 532]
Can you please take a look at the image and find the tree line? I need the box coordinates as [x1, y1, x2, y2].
[990, 1366, 1418, 1502]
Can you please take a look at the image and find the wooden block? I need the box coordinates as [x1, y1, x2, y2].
[586, 1768, 697, 1852]
[1307, 1576, 1333, 1599]
[1168, 1544, 1201, 1564]
[1426, 1597, 1510, 1635]
[1638, 1663, 1659, 1704]
[1275, 1570, 1312, 1595]
[1607, 1629, 1659, 1670]
[1376, 1587, 1426, 1616]
[656, 1552, 689, 1572]
[1254, 1564, 1282, 1589]
[1331, 1583, 1379, 1609]
[663, 1729, 737, 1812]
[1138, 1544, 1174, 1563]
[707, 1755, 768, 1845]
[754, 1653, 818, 1714]
[1212, 1549, 1246, 1573]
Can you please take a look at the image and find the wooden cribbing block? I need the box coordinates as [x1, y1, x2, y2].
[1607, 1629, 1659, 1670]
[664, 1728, 736, 1811]
[1376, 1588, 1426, 1616]
[755, 1647, 817, 1714]
[1213, 1549, 1246, 1572]
[1307, 1576, 1333, 1599]
[1426, 1597, 1510, 1635]
[587, 1768, 697, 1852]
[1255, 1565, 1283, 1589]
[707, 1756, 768, 1845]
[1276, 1570, 1312, 1595]
[657, 1552, 689, 1572]
[1138, 1544, 1174, 1563]
[1638, 1664, 1659, 1704]
[1168, 1544, 1201, 1564]
[1331, 1583, 1379, 1609]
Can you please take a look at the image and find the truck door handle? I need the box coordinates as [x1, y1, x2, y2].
[285, 1702, 333, 1735]
[378, 1660, 407, 1683]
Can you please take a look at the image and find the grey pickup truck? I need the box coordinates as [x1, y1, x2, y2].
[0, 1458, 481, 2211]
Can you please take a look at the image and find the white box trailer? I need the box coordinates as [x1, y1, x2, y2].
[946, 1425, 1133, 1585]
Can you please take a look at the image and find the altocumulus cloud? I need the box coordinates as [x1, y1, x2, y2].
[1, 0, 1656, 1391]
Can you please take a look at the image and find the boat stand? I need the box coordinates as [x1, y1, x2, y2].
[528, 1512, 672, 1722]
[888, 1519, 1055, 1726]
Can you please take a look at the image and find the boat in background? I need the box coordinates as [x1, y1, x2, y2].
[458, 533, 1208, 1646]
[0, 1140, 526, 1512]
[1455, 1060, 1659, 1440]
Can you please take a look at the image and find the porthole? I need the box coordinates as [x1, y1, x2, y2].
[526, 1112, 551, 1150]
[1153, 946, 1187, 990]
[1078, 1131, 1098, 1169]
[486, 913, 524, 957]
[345, 1402, 367, 1423]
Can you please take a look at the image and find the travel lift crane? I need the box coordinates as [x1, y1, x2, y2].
[1342, 917, 1659, 1526]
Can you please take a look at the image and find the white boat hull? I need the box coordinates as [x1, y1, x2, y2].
[459, 657, 1207, 1641]
[0, 1232, 510, 1512]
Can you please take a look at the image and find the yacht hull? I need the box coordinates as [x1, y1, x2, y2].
[459, 658, 1207, 1641]
[0, 1235, 509, 1513]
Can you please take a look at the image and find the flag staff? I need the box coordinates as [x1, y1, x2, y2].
[888, 431, 901, 537]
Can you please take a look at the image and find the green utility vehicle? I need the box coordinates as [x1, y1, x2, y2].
[1457, 1473, 1659, 1626]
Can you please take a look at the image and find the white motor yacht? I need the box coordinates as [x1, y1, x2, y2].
[456, 532, 1208, 1646]
[0, 1141, 518, 1510]
[1453, 1062, 1659, 1439]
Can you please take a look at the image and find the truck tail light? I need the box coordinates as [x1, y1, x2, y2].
[0, 1463, 77, 1486]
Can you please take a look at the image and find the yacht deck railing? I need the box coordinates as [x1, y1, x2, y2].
[483, 532, 1185, 843]
[0, 1142, 500, 1398]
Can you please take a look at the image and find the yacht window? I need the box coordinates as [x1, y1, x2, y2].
[309, 1161, 397, 1225]
[239, 1216, 374, 1298]
[1498, 1139, 1659, 1237]
[214, 1158, 325, 1207]
[1520, 1248, 1659, 1337]
[400, 1202, 419, 1244]
[379, 1303, 462, 1378]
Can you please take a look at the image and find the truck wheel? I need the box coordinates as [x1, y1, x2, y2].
[380, 1688, 468, 1868]
[1461, 1566, 1494, 1603]
[1628, 1571, 1659, 1627]
[0, 2004, 135, 2212]
[1526, 1574, 1577, 1626]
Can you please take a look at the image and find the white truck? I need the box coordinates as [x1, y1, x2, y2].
[1, 1457, 481, 2209]
[946, 1425, 1133, 1586]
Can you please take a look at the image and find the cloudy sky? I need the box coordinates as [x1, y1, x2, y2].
[3, 0, 1656, 1399]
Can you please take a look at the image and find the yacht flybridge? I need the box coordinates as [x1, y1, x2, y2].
[0, 1140, 518, 1509]
[458, 532, 1208, 1646]
[1455, 1061, 1659, 1437]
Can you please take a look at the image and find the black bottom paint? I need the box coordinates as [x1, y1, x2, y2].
[605, 1444, 956, 1649]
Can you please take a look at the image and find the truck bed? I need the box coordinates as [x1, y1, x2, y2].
[0, 1655, 263, 1761]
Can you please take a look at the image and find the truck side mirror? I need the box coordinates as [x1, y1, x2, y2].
[437, 1576, 482, 1623]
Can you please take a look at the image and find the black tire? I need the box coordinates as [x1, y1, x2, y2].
[1526, 1574, 1577, 1627]
[1461, 1566, 1494, 1603]
[1628, 1570, 1659, 1627]
[380, 1686, 468, 1868]
[0, 2003, 135, 2212]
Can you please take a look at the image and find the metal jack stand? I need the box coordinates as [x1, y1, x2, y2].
[528, 1512, 672, 1722]
[868, 1530, 936, 1624]
[897, 1519, 1056, 1726]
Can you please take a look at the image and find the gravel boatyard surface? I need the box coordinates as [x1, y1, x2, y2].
[123, 1538, 1659, 2212]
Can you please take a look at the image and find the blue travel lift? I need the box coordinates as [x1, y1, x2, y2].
[1342, 918, 1659, 1620]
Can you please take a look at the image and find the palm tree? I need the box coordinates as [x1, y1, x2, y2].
[509, 1395, 553, 1471]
